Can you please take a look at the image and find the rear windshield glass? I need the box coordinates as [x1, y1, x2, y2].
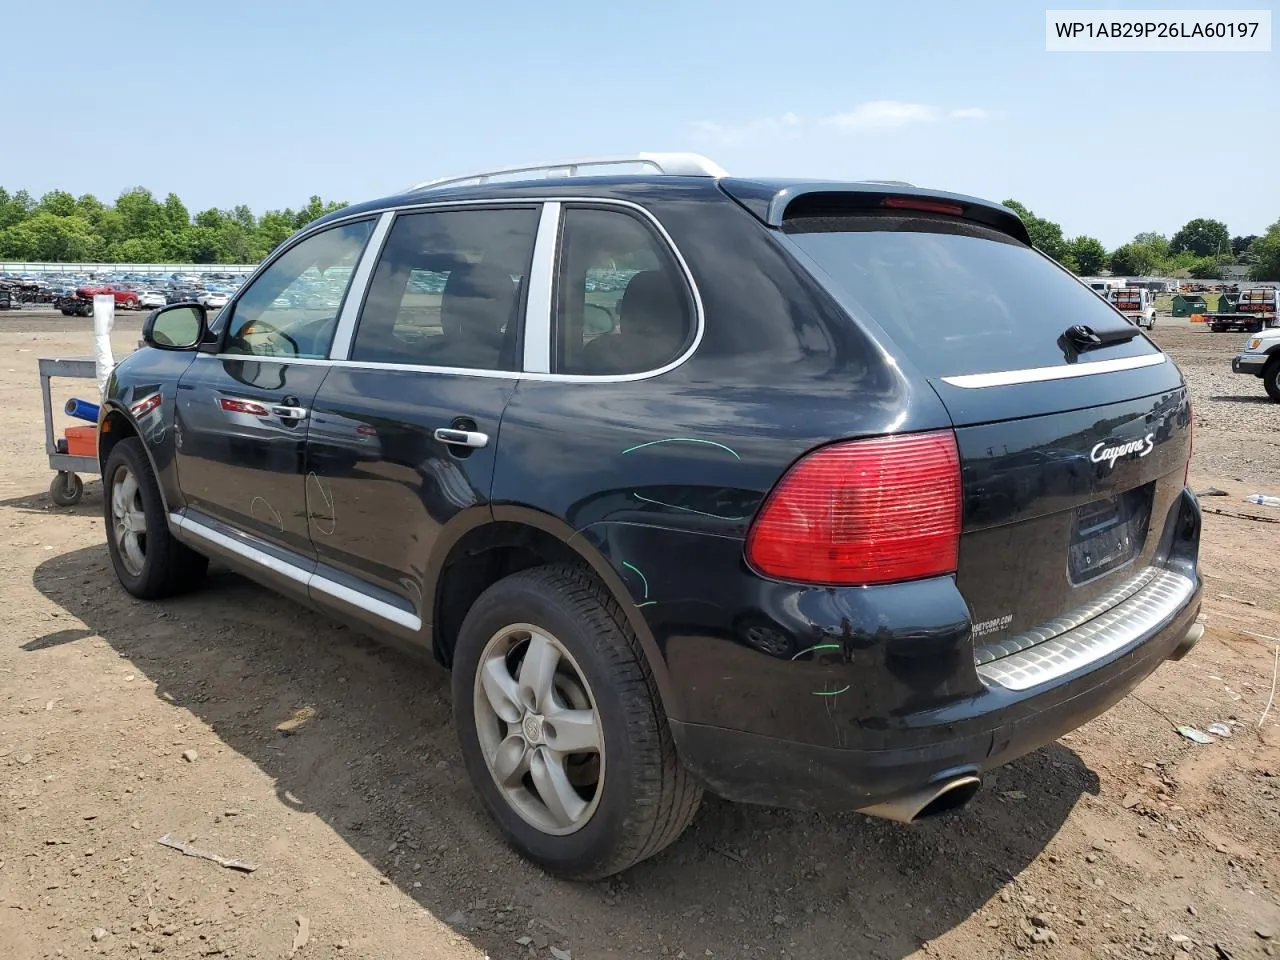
[784, 216, 1159, 379]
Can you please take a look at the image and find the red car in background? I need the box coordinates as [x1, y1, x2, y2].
[77, 286, 141, 309]
[56, 286, 142, 316]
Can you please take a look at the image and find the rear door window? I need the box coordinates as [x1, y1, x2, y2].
[784, 215, 1159, 379]
[553, 207, 694, 376]
[351, 206, 539, 371]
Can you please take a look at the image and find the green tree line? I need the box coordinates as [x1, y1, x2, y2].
[0, 187, 347, 264]
[3, 184, 1278, 281]
[1004, 199, 1280, 282]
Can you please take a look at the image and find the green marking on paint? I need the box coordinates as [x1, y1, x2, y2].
[622, 561, 649, 599]
[812, 685, 851, 697]
[791, 643, 842, 660]
[633, 493, 747, 522]
[621, 438, 741, 460]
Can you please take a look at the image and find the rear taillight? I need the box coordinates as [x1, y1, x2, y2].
[745, 431, 962, 586]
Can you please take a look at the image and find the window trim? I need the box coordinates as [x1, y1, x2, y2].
[203, 196, 705, 383]
[522, 202, 561, 373]
[328, 211, 395, 360]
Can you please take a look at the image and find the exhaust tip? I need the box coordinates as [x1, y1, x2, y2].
[916, 776, 982, 820]
[1168, 622, 1204, 661]
[858, 774, 982, 824]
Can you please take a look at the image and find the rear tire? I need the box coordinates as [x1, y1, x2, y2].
[103, 438, 208, 599]
[1264, 359, 1280, 404]
[452, 564, 701, 880]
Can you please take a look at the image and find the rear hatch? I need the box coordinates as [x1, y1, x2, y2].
[778, 203, 1191, 649]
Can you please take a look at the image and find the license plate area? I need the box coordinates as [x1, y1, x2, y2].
[1068, 484, 1153, 584]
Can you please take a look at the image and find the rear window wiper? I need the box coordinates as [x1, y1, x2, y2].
[1062, 323, 1140, 352]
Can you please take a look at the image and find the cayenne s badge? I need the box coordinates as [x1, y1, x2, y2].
[1090, 433, 1155, 469]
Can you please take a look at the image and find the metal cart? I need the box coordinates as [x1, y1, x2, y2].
[39, 356, 99, 506]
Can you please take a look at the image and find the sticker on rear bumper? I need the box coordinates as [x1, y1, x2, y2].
[973, 613, 1013, 637]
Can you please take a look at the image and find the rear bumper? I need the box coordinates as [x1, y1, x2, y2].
[1232, 353, 1266, 375]
[667, 488, 1203, 812]
[671, 585, 1200, 810]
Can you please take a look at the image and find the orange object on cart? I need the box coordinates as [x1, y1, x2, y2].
[64, 425, 97, 457]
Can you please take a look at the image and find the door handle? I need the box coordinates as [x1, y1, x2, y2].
[434, 427, 489, 449]
[271, 405, 309, 420]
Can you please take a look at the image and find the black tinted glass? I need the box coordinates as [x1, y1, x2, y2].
[554, 208, 693, 375]
[353, 207, 538, 371]
[225, 219, 373, 359]
[786, 217, 1158, 378]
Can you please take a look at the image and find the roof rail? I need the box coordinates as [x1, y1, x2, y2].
[407, 152, 729, 192]
[857, 179, 916, 186]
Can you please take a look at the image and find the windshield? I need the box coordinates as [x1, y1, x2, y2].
[785, 215, 1158, 379]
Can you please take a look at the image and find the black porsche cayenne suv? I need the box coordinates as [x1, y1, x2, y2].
[97, 153, 1202, 879]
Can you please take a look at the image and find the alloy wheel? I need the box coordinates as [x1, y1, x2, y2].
[111, 464, 148, 576]
[472, 623, 604, 836]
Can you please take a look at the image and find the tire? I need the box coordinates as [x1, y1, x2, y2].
[1264, 359, 1280, 404]
[49, 471, 83, 506]
[452, 563, 701, 880]
[103, 438, 208, 599]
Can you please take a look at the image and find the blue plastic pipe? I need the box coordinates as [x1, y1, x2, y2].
[64, 398, 100, 423]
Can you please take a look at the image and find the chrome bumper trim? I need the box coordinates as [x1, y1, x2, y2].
[974, 565, 1160, 666]
[975, 568, 1195, 692]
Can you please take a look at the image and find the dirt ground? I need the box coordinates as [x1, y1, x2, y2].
[2, 310, 1279, 960]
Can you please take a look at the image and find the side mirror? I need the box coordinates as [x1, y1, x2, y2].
[143, 303, 208, 351]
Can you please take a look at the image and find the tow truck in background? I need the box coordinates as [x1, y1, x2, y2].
[1108, 287, 1156, 329]
[1199, 285, 1279, 333]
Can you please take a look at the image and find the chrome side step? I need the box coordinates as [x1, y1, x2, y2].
[169, 512, 422, 631]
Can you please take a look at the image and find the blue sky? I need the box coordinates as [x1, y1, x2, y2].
[1, 0, 1275, 247]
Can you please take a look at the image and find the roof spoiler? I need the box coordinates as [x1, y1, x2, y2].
[718, 179, 1032, 245]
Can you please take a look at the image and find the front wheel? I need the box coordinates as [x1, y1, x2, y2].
[1264, 359, 1280, 403]
[103, 438, 208, 599]
[452, 564, 701, 880]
